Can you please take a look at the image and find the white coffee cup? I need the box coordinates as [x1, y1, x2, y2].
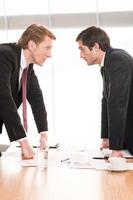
[108, 157, 127, 170]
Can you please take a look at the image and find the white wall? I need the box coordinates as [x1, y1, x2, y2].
[0, 0, 133, 149]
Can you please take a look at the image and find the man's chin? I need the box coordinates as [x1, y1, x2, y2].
[38, 61, 45, 66]
[87, 61, 95, 66]
[87, 62, 92, 66]
[85, 60, 91, 65]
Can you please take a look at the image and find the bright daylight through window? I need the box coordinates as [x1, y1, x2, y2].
[0, 0, 133, 148]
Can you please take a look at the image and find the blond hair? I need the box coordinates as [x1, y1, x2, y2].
[18, 24, 56, 49]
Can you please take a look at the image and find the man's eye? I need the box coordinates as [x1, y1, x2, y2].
[45, 46, 51, 50]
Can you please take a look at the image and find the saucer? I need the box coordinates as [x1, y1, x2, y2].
[107, 164, 128, 172]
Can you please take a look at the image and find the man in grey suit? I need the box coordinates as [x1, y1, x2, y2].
[76, 26, 133, 157]
[0, 24, 56, 159]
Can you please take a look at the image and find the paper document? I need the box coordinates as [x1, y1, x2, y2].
[62, 149, 133, 171]
[19, 159, 36, 167]
[92, 149, 133, 159]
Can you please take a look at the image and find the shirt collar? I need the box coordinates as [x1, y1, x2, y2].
[20, 49, 28, 70]
[99, 54, 105, 68]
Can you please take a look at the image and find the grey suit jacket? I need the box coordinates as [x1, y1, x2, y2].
[0, 43, 48, 141]
[101, 47, 133, 154]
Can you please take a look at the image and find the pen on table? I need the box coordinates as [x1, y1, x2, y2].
[61, 158, 70, 162]
[16, 144, 60, 149]
[32, 143, 60, 149]
[92, 156, 133, 160]
[92, 156, 108, 160]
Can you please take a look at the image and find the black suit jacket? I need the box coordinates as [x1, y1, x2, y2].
[101, 47, 133, 154]
[0, 43, 48, 141]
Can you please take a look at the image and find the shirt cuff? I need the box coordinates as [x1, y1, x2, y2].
[40, 131, 48, 136]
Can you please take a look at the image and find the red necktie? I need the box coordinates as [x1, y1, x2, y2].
[21, 67, 28, 132]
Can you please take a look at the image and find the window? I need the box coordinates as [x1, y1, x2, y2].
[0, 0, 133, 149]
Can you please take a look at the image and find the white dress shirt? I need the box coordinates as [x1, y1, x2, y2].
[99, 54, 105, 68]
[17, 50, 48, 142]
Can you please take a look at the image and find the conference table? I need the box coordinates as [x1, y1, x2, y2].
[0, 145, 133, 200]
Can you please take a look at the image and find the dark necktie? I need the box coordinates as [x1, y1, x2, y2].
[21, 67, 28, 132]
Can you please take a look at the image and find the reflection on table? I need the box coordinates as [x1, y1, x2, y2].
[0, 145, 133, 200]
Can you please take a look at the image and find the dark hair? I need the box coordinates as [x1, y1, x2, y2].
[76, 26, 111, 51]
[17, 24, 56, 49]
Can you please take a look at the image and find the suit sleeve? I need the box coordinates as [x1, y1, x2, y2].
[27, 66, 48, 133]
[108, 56, 131, 150]
[100, 67, 108, 139]
[0, 50, 26, 141]
[101, 96, 108, 138]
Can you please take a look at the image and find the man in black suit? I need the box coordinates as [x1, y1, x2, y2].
[76, 26, 133, 157]
[0, 24, 56, 159]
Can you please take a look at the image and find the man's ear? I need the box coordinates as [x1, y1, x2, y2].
[92, 43, 100, 53]
[28, 40, 36, 51]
